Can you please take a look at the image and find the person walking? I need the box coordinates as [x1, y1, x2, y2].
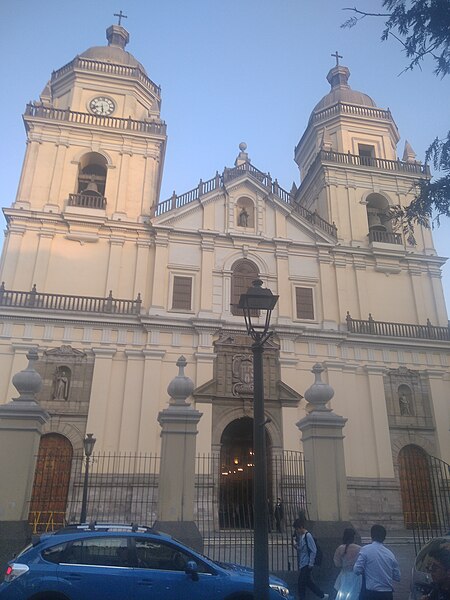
[333, 527, 362, 600]
[423, 547, 450, 600]
[353, 524, 400, 600]
[293, 516, 328, 600]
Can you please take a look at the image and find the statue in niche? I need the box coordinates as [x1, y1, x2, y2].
[399, 391, 413, 416]
[53, 366, 71, 400]
[238, 207, 249, 227]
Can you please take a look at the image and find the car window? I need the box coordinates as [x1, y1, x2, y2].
[42, 543, 68, 564]
[62, 537, 130, 567]
[134, 539, 211, 573]
[415, 538, 450, 573]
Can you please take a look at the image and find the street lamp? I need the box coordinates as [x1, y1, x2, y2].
[80, 433, 96, 523]
[237, 279, 278, 600]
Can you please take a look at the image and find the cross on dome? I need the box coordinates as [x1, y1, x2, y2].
[331, 50, 343, 67]
[114, 10, 127, 26]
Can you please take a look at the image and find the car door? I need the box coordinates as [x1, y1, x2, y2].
[57, 536, 133, 600]
[132, 537, 225, 600]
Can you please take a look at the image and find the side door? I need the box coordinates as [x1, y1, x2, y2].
[132, 537, 226, 600]
[57, 536, 133, 600]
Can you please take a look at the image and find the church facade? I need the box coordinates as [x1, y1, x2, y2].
[0, 23, 449, 530]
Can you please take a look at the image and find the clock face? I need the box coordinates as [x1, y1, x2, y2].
[89, 97, 115, 116]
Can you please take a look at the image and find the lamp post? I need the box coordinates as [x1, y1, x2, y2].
[80, 433, 96, 523]
[237, 279, 278, 600]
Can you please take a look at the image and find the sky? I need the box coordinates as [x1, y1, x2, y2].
[0, 0, 449, 312]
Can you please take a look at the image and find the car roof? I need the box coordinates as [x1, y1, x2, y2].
[33, 524, 173, 547]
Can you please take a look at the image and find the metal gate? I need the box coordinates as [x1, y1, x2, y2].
[399, 446, 450, 551]
[195, 450, 307, 570]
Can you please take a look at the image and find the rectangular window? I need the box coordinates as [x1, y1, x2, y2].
[296, 287, 314, 320]
[358, 144, 375, 166]
[172, 276, 192, 311]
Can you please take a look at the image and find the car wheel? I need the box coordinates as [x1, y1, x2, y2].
[29, 593, 71, 600]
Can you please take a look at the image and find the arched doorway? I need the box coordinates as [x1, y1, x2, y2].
[219, 417, 272, 529]
[399, 444, 435, 529]
[29, 433, 74, 532]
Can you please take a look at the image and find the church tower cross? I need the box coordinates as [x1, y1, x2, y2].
[114, 10, 127, 26]
[331, 50, 343, 66]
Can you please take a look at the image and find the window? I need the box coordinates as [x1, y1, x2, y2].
[230, 260, 259, 316]
[62, 537, 129, 567]
[172, 276, 192, 311]
[134, 539, 211, 573]
[358, 144, 375, 166]
[77, 152, 107, 197]
[296, 287, 314, 320]
[42, 542, 67, 564]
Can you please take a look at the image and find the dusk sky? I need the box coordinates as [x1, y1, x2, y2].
[1, 0, 449, 311]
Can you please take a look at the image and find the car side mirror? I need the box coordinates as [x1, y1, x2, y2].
[185, 560, 199, 581]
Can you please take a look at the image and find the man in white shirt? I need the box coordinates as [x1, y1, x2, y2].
[354, 524, 401, 600]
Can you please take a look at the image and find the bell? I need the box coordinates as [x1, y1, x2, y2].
[84, 177, 100, 196]
[368, 210, 386, 232]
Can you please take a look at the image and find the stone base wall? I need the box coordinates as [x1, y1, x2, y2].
[347, 476, 405, 531]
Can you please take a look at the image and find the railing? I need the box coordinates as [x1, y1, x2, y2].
[68, 193, 106, 210]
[154, 162, 338, 238]
[368, 230, 402, 245]
[346, 312, 450, 341]
[24, 103, 166, 136]
[51, 56, 161, 97]
[319, 149, 430, 175]
[0, 284, 142, 315]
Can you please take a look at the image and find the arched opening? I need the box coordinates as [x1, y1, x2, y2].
[398, 444, 435, 529]
[29, 433, 74, 533]
[219, 417, 272, 529]
[366, 193, 392, 234]
[230, 259, 259, 316]
[77, 152, 107, 197]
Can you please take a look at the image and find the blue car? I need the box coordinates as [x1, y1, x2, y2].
[0, 523, 294, 599]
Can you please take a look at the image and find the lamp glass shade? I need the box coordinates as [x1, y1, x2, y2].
[83, 433, 96, 457]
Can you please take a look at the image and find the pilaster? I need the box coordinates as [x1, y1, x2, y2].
[85, 348, 116, 450]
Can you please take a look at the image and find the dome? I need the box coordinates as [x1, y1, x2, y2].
[311, 64, 376, 116]
[79, 24, 147, 75]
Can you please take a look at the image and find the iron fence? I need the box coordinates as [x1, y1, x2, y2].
[28, 448, 307, 571]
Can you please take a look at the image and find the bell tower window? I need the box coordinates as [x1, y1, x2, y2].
[358, 144, 375, 166]
[69, 152, 108, 210]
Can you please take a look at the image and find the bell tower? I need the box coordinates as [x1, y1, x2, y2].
[1, 23, 167, 296]
[293, 59, 432, 251]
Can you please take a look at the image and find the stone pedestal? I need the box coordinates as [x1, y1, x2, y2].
[297, 363, 348, 522]
[296, 363, 353, 592]
[0, 349, 49, 572]
[154, 357, 203, 551]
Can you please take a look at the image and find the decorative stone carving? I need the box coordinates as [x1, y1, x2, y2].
[52, 366, 71, 400]
[303, 363, 334, 411]
[232, 353, 253, 396]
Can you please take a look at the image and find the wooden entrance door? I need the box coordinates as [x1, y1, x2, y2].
[399, 444, 435, 529]
[29, 433, 73, 532]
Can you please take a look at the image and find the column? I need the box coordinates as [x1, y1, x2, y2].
[133, 241, 150, 299]
[118, 350, 144, 453]
[85, 348, 116, 451]
[31, 231, 55, 288]
[318, 250, 338, 329]
[275, 245, 290, 323]
[198, 237, 215, 317]
[155, 357, 203, 551]
[427, 370, 450, 462]
[16, 139, 40, 203]
[105, 238, 124, 295]
[149, 231, 169, 313]
[1, 227, 25, 289]
[296, 364, 348, 521]
[48, 142, 68, 206]
[364, 365, 394, 478]
[114, 152, 131, 215]
[0, 349, 49, 557]
[137, 349, 166, 453]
